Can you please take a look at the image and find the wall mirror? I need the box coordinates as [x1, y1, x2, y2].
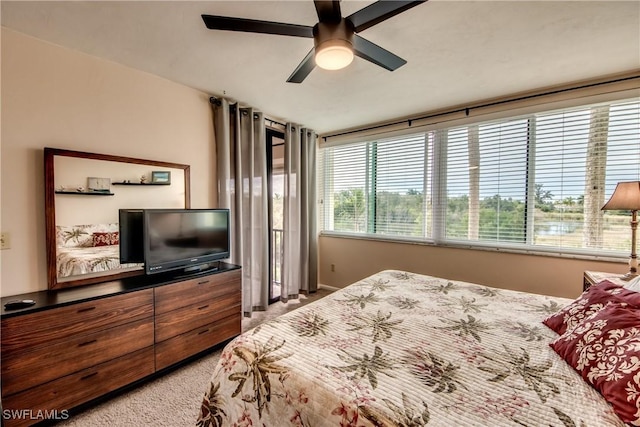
[44, 147, 191, 290]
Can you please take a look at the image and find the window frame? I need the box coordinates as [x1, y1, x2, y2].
[319, 97, 640, 262]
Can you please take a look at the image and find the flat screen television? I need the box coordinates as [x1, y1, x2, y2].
[119, 208, 230, 275]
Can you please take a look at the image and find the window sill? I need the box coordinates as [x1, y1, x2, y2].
[319, 231, 627, 264]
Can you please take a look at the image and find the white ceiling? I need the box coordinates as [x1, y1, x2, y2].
[2, 1, 639, 134]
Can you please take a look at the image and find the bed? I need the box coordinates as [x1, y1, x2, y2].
[55, 223, 142, 278]
[197, 270, 640, 427]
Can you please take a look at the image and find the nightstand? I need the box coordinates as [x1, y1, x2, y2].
[583, 270, 629, 291]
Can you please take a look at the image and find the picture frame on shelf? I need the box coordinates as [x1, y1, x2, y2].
[151, 171, 171, 184]
[87, 177, 111, 193]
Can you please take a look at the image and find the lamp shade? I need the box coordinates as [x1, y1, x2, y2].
[602, 181, 640, 211]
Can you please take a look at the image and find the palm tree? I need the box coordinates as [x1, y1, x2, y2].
[583, 106, 610, 248]
[331, 346, 396, 389]
[534, 184, 554, 212]
[228, 338, 291, 417]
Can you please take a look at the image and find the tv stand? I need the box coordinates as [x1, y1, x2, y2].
[1, 263, 241, 427]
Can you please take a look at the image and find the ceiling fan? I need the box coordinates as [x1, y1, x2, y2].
[202, 0, 426, 83]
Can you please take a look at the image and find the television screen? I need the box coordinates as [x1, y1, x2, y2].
[144, 209, 230, 275]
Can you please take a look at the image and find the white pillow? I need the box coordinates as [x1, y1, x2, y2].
[624, 275, 640, 292]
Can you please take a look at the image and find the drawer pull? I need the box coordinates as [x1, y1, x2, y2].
[78, 339, 98, 347]
[198, 328, 210, 335]
[80, 372, 98, 381]
[77, 306, 96, 313]
[197, 305, 209, 310]
[197, 280, 209, 285]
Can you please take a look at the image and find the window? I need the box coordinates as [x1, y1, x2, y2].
[444, 120, 529, 243]
[325, 143, 368, 233]
[321, 134, 432, 238]
[375, 135, 430, 237]
[319, 98, 640, 256]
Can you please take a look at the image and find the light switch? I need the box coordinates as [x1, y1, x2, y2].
[1, 232, 11, 250]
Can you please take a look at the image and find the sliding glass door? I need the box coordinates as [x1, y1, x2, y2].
[266, 128, 285, 303]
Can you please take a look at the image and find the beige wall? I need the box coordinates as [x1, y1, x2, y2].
[319, 235, 628, 299]
[1, 28, 216, 296]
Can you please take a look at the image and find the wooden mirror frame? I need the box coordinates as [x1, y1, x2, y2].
[44, 147, 191, 290]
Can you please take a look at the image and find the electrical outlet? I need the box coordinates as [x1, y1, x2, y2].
[1, 232, 10, 250]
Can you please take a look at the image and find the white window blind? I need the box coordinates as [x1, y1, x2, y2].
[319, 97, 640, 257]
[534, 108, 597, 249]
[374, 135, 428, 237]
[320, 133, 431, 238]
[444, 120, 529, 243]
[532, 101, 640, 252]
[323, 144, 368, 233]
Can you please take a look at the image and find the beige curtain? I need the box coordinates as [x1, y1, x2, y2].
[282, 123, 318, 300]
[212, 98, 269, 316]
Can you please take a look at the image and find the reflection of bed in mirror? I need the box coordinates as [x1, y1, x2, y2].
[55, 223, 142, 280]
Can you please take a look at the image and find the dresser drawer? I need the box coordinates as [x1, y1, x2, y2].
[155, 314, 241, 370]
[2, 347, 155, 427]
[154, 269, 241, 314]
[155, 291, 241, 342]
[2, 318, 154, 396]
[1, 289, 153, 354]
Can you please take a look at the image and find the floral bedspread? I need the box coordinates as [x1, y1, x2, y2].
[56, 246, 141, 278]
[197, 270, 625, 427]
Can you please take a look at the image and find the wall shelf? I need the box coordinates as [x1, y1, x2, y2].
[112, 182, 170, 186]
[55, 191, 114, 196]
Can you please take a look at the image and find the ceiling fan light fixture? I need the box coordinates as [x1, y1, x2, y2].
[315, 39, 354, 70]
[203, 0, 426, 83]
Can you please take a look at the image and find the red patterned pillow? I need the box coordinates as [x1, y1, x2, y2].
[92, 231, 119, 247]
[543, 280, 640, 335]
[550, 303, 640, 425]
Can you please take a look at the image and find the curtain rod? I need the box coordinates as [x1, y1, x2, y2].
[266, 117, 287, 128]
[321, 74, 640, 141]
[209, 96, 287, 128]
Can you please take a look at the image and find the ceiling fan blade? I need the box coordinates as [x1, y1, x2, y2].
[287, 49, 316, 83]
[314, 0, 342, 23]
[352, 35, 406, 71]
[346, 1, 426, 33]
[201, 15, 313, 38]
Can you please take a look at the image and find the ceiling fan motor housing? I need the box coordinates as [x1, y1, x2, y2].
[313, 19, 355, 70]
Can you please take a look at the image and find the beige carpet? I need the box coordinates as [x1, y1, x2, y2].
[59, 288, 334, 427]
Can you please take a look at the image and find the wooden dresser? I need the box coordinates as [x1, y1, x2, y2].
[154, 270, 242, 370]
[1, 263, 241, 427]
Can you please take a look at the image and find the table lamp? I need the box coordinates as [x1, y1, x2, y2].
[601, 181, 640, 280]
